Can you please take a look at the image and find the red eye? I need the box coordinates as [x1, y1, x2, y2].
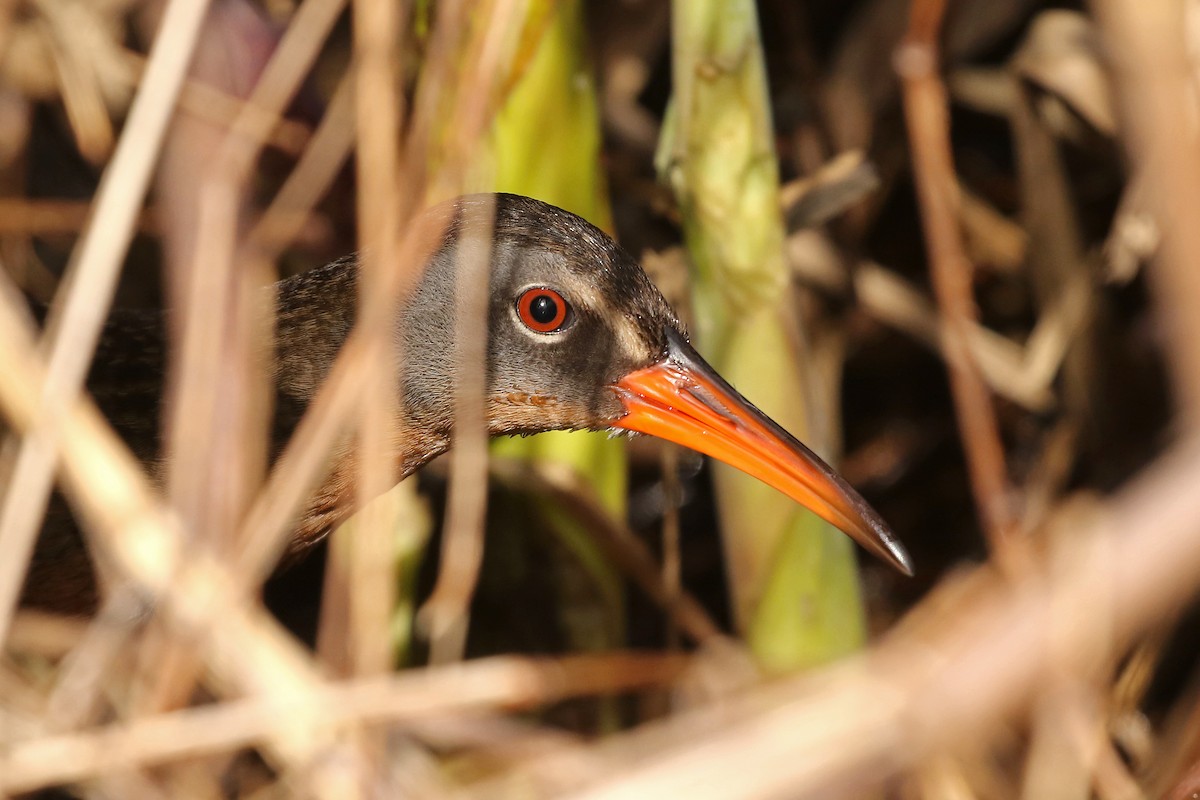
[516, 287, 571, 333]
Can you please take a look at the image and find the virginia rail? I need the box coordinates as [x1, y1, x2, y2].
[20, 193, 911, 612]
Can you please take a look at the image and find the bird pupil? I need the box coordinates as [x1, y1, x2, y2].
[530, 294, 558, 325]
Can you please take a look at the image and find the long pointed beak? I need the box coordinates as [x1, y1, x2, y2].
[612, 328, 913, 576]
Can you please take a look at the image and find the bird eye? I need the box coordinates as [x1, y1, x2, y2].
[516, 287, 572, 333]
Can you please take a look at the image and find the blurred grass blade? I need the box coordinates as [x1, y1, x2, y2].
[476, 0, 627, 693]
[658, 0, 867, 670]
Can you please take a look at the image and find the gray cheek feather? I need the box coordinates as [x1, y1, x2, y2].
[484, 304, 631, 423]
[398, 239, 515, 430]
[394, 222, 668, 433]
[397, 251, 460, 428]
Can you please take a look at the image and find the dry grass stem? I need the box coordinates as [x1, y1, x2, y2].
[496, 439, 1200, 799]
[0, 0, 213, 650]
[1090, 0, 1200, 428]
[245, 73, 355, 258]
[424, 195, 495, 665]
[149, 0, 357, 732]
[411, 0, 527, 663]
[0, 269, 369, 791]
[787, 239, 1058, 412]
[897, 0, 1018, 555]
[318, 0, 403, 683]
[2, 2, 1200, 796]
[488, 457, 724, 646]
[0, 200, 157, 235]
[2, 652, 687, 794]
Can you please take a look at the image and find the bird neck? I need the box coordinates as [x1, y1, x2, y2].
[271, 257, 452, 550]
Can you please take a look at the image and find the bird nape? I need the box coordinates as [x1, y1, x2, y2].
[20, 192, 911, 613]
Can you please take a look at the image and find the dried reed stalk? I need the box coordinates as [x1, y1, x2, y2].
[897, 0, 1017, 557]
[0, 0, 213, 648]
[479, 440, 1200, 799]
[1089, 0, 1200, 428]
[2, 652, 688, 794]
[3, 1, 1200, 797]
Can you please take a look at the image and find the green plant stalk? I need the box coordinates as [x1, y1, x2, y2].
[483, 0, 627, 704]
[658, 0, 866, 671]
[399, 2, 620, 668]
[487, 0, 624, 536]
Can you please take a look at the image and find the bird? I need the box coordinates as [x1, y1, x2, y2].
[19, 193, 911, 613]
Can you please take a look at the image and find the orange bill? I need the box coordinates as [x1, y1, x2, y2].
[612, 329, 913, 576]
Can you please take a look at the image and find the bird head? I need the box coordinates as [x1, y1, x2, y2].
[397, 193, 912, 575]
